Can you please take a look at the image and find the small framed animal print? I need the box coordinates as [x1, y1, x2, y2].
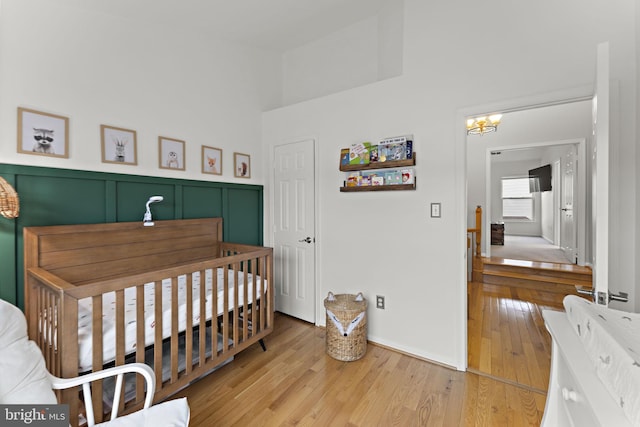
[234, 152, 251, 178]
[101, 125, 137, 165]
[159, 136, 185, 171]
[17, 107, 69, 158]
[201, 145, 222, 176]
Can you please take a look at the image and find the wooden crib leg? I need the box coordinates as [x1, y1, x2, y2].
[259, 339, 266, 351]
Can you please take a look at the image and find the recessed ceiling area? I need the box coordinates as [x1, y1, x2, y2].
[67, 0, 388, 52]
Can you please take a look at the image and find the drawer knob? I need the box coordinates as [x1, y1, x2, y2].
[562, 387, 579, 402]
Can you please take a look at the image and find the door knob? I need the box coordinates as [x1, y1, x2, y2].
[298, 237, 312, 243]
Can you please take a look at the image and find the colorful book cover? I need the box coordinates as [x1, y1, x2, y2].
[371, 176, 384, 186]
[384, 170, 402, 185]
[369, 145, 379, 163]
[379, 136, 407, 162]
[401, 168, 414, 184]
[346, 171, 361, 187]
[349, 142, 371, 165]
[340, 148, 350, 166]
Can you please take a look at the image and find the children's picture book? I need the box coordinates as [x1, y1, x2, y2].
[372, 176, 384, 186]
[369, 145, 379, 163]
[405, 138, 413, 159]
[384, 170, 402, 185]
[346, 171, 361, 187]
[401, 168, 414, 185]
[379, 136, 407, 162]
[349, 142, 371, 165]
[340, 148, 350, 166]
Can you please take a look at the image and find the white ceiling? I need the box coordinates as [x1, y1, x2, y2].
[71, 0, 387, 52]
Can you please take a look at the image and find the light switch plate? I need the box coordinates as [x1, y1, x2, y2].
[431, 203, 441, 218]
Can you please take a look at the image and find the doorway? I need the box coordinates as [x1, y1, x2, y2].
[460, 94, 593, 381]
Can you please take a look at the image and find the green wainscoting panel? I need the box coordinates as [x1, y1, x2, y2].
[225, 187, 263, 245]
[0, 163, 263, 309]
[116, 181, 177, 222]
[183, 186, 224, 219]
[18, 175, 108, 226]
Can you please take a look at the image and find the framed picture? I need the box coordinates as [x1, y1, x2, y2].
[201, 145, 222, 175]
[17, 107, 69, 158]
[234, 152, 251, 178]
[101, 125, 137, 165]
[158, 136, 185, 171]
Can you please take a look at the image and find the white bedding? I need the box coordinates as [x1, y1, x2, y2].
[563, 295, 640, 427]
[77, 268, 264, 372]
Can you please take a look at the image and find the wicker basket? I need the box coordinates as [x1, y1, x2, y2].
[0, 176, 19, 219]
[324, 292, 367, 361]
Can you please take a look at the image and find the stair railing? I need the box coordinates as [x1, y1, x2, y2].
[467, 206, 483, 281]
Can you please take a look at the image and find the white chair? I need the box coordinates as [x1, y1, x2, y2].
[0, 298, 190, 426]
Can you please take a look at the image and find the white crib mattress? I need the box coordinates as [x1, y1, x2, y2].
[76, 268, 264, 372]
[563, 295, 640, 426]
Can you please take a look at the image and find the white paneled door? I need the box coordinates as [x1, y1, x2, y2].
[273, 139, 316, 322]
[560, 148, 577, 263]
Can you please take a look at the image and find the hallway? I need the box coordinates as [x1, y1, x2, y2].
[489, 235, 571, 264]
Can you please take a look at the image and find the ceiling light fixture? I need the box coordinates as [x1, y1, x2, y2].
[466, 114, 502, 135]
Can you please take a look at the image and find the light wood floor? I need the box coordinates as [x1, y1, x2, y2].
[467, 281, 564, 394]
[175, 295, 552, 427]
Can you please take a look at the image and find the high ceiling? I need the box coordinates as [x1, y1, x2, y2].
[70, 0, 388, 52]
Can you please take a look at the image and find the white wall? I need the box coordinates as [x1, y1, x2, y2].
[263, 0, 637, 368]
[0, 0, 281, 183]
[282, 0, 404, 106]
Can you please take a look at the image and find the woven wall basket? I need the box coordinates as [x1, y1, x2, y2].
[0, 176, 19, 218]
[324, 293, 368, 361]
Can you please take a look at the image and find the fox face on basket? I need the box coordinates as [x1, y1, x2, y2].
[325, 292, 366, 336]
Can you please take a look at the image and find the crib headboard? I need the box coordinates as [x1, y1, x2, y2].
[24, 218, 224, 286]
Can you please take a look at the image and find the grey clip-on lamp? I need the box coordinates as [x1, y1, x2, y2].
[143, 196, 163, 226]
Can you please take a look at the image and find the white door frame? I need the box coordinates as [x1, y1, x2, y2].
[270, 137, 321, 325]
[455, 86, 593, 370]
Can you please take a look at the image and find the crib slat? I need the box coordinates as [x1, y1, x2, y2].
[135, 284, 145, 404]
[115, 290, 125, 366]
[154, 280, 163, 387]
[170, 276, 179, 383]
[185, 273, 193, 375]
[251, 256, 257, 338]
[242, 265, 249, 342]
[115, 289, 126, 415]
[222, 266, 230, 353]
[210, 268, 218, 360]
[59, 294, 79, 427]
[199, 270, 206, 367]
[233, 263, 239, 348]
[91, 295, 104, 423]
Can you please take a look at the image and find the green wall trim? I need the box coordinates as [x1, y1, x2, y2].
[0, 163, 264, 309]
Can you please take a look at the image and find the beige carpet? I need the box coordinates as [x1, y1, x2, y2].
[490, 235, 572, 264]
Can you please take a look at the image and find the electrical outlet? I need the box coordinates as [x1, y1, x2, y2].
[376, 295, 385, 309]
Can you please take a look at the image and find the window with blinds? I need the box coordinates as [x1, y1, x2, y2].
[502, 177, 533, 220]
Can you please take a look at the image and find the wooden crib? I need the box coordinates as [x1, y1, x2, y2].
[23, 218, 273, 425]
